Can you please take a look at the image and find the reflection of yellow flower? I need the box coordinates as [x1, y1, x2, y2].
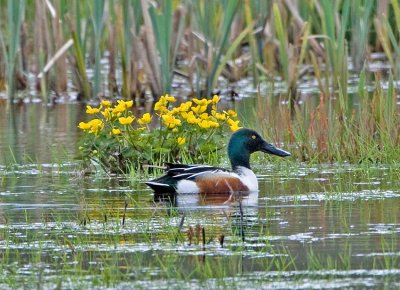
[86, 105, 101, 114]
[162, 114, 181, 128]
[138, 113, 152, 125]
[177, 137, 186, 145]
[112, 128, 121, 135]
[119, 116, 135, 125]
[227, 118, 241, 132]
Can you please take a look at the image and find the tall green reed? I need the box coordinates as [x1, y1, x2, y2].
[320, 0, 350, 93]
[191, 0, 240, 96]
[68, 1, 91, 100]
[0, 0, 25, 103]
[350, 0, 374, 71]
[90, 0, 105, 98]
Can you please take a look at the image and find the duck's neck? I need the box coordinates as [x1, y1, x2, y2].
[228, 149, 251, 170]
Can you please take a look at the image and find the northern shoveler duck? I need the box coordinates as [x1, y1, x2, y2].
[145, 128, 290, 194]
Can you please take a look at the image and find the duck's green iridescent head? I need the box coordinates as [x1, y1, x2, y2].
[227, 128, 290, 169]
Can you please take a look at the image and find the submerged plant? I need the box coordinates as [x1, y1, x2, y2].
[77, 95, 241, 172]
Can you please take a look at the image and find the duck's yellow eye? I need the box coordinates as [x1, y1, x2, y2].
[251, 135, 256, 140]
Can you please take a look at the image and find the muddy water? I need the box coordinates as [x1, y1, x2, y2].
[0, 103, 400, 289]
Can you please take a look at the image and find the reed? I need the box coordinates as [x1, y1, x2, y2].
[90, 0, 105, 98]
[0, 1, 400, 103]
[350, 0, 374, 71]
[1, 0, 25, 103]
[255, 69, 400, 164]
[191, 0, 240, 96]
[148, 0, 184, 94]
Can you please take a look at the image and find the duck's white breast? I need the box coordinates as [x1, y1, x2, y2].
[235, 166, 259, 192]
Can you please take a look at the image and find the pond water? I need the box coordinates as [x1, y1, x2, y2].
[1, 102, 400, 289]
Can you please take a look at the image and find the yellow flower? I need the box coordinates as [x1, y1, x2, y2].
[209, 121, 219, 128]
[225, 110, 238, 118]
[86, 105, 101, 114]
[193, 98, 212, 106]
[170, 107, 181, 114]
[162, 114, 181, 129]
[214, 112, 226, 121]
[200, 113, 209, 120]
[177, 137, 186, 145]
[88, 119, 104, 134]
[138, 113, 152, 125]
[164, 94, 176, 102]
[227, 118, 241, 132]
[179, 101, 192, 112]
[187, 114, 200, 124]
[119, 116, 135, 125]
[123, 100, 134, 108]
[181, 111, 189, 119]
[112, 100, 133, 114]
[112, 128, 121, 135]
[212, 95, 220, 104]
[101, 100, 112, 107]
[191, 105, 207, 114]
[101, 108, 112, 121]
[198, 119, 211, 129]
[112, 104, 126, 114]
[78, 119, 104, 133]
[154, 98, 168, 112]
[78, 121, 91, 130]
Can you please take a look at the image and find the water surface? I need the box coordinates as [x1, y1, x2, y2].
[1, 103, 400, 289]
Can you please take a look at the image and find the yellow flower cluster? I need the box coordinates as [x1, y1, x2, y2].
[154, 94, 241, 132]
[78, 118, 104, 134]
[78, 95, 241, 147]
[79, 100, 150, 135]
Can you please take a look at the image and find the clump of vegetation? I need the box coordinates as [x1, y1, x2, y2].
[252, 72, 400, 164]
[77, 95, 241, 172]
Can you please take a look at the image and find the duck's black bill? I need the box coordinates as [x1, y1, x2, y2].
[260, 142, 291, 157]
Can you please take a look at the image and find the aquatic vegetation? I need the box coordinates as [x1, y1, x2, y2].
[1, 1, 400, 103]
[77, 95, 241, 172]
[244, 71, 400, 164]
